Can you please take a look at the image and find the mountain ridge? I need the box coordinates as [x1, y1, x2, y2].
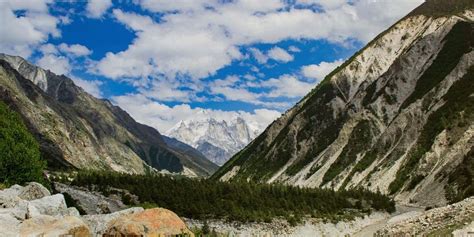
[213, 2, 473, 206]
[166, 114, 260, 165]
[0, 54, 218, 177]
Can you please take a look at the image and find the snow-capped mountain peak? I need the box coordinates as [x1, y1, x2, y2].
[166, 116, 260, 165]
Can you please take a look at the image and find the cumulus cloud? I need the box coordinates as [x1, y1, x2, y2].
[71, 77, 103, 98]
[288, 46, 301, 53]
[267, 47, 294, 63]
[301, 59, 344, 81]
[112, 93, 281, 133]
[86, 0, 113, 18]
[58, 43, 92, 57]
[37, 54, 71, 75]
[262, 75, 316, 98]
[92, 0, 422, 82]
[0, 0, 61, 57]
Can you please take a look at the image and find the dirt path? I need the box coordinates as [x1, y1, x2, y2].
[353, 204, 424, 237]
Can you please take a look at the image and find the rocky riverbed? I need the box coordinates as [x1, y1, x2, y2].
[0, 182, 193, 236]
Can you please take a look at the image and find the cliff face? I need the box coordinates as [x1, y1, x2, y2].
[214, 2, 474, 206]
[0, 54, 218, 176]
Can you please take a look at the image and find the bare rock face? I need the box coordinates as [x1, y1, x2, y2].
[19, 215, 91, 237]
[0, 54, 218, 177]
[104, 208, 194, 237]
[213, 1, 474, 207]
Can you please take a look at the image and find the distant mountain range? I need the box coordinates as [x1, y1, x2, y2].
[213, 0, 474, 206]
[0, 53, 218, 177]
[166, 112, 260, 165]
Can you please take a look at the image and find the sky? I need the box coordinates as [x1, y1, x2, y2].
[0, 0, 424, 133]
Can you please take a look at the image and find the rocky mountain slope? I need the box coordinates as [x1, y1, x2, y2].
[166, 112, 260, 165]
[0, 54, 218, 177]
[213, 0, 474, 206]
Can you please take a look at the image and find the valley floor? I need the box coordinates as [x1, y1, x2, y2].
[185, 201, 474, 236]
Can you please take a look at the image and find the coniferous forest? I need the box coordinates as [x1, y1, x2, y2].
[69, 170, 395, 224]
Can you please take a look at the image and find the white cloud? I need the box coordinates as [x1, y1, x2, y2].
[112, 93, 280, 133]
[93, 0, 422, 82]
[249, 48, 268, 64]
[0, 0, 60, 58]
[267, 47, 294, 63]
[301, 59, 344, 81]
[86, 0, 113, 18]
[58, 43, 92, 57]
[288, 46, 301, 53]
[297, 0, 347, 10]
[140, 79, 194, 102]
[71, 77, 103, 98]
[37, 54, 71, 75]
[262, 75, 316, 98]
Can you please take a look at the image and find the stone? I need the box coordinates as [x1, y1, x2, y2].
[83, 207, 144, 235]
[19, 215, 91, 237]
[29, 194, 68, 216]
[18, 182, 51, 201]
[0, 184, 23, 208]
[54, 182, 127, 215]
[0, 213, 21, 236]
[104, 208, 194, 237]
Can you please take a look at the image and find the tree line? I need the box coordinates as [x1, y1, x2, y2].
[71, 170, 395, 224]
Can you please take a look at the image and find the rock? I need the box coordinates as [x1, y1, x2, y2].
[54, 182, 127, 215]
[62, 207, 81, 217]
[83, 207, 144, 235]
[104, 208, 194, 237]
[19, 215, 91, 237]
[96, 200, 111, 214]
[29, 194, 68, 216]
[0, 213, 21, 236]
[18, 182, 51, 200]
[0, 184, 23, 208]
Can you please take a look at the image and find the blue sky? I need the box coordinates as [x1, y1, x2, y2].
[0, 0, 423, 132]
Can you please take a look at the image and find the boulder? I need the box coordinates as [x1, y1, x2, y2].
[0, 213, 21, 236]
[0, 184, 23, 208]
[83, 207, 144, 235]
[18, 182, 51, 200]
[104, 208, 194, 237]
[54, 182, 127, 215]
[19, 215, 91, 237]
[29, 194, 68, 216]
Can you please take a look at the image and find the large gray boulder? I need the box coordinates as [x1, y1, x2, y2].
[83, 207, 144, 235]
[54, 182, 127, 215]
[18, 182, 51, 201]
[0, 184, 23, 208]
[29, 194, 68, 216]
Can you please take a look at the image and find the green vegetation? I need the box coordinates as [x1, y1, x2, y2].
[286, 82, 345, 176]
[445, 147, 474, 203]
[0, 101, 46, 186]
[389, 65, 474, 194]
[72, 170, 395, 224]
[321, 120, 374, 186]
[410, 0, 474, 17]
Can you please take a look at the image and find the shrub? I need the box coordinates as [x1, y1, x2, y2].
[0, 101, 46, 186]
